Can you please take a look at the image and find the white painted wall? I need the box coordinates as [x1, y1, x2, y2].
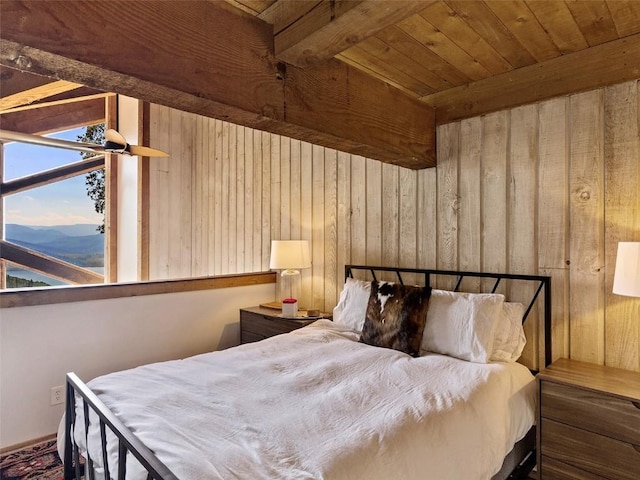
[0, 283, 274, 448]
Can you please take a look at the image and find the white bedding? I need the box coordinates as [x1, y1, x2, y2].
[65, 320, 536, 480]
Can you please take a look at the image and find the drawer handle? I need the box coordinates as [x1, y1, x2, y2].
[633, 401, 640, 410]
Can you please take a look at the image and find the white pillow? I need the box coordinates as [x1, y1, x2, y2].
[332, 278, 371, 333]
[420, 289, 504, 363]
[491, 302, 527, 363]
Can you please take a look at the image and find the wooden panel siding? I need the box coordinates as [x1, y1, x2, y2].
[148, 80, 640, 371]
[604, 82, 640, 370]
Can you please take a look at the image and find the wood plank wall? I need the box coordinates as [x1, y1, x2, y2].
[148, 80, 640, 372]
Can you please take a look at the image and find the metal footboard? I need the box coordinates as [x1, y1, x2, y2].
[63, 372, 178, 480]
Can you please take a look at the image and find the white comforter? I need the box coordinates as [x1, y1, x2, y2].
[70, 320, 536, 480]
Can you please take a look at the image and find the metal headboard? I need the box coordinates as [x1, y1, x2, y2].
[345, 265, 552, 369]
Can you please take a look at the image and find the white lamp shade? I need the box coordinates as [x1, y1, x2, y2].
[613, 242, 640, 297]
[269, 240, 311, 270]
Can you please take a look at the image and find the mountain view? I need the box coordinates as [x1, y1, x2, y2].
[5, 224, 104, 287]
[6, 224, 104, 267]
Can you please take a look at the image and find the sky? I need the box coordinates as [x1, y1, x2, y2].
[4, 128, 103, 226]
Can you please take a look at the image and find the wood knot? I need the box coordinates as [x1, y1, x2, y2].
[345, 34, 360, 46]
[579, 190, 591, 201]
[451, 196, 461, 212]
[261, 105, 278, 118]
[14, 55, 32, 70]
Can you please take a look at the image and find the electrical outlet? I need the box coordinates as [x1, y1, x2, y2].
[50, 386, 64, 406]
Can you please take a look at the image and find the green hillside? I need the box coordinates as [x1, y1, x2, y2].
[6, 275, 50, 288]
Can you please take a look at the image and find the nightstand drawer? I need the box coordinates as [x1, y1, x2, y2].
[239, 307, 318, 344]
[241, 330, 266, 344]
[541, 418, 640, 480]
[541, 381, 640, 444]
[540, 456, 604, 480]
[242, 315, 308, 337]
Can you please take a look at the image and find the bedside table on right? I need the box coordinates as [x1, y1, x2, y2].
[537, 358, 640, 479]
[239, 306, 331, 345]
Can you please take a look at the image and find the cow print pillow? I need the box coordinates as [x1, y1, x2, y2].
[360, 281, 432, 357]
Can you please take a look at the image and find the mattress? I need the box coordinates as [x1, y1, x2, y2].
[61, 320, 536, 480]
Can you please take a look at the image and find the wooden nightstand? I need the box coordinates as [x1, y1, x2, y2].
[537, 358, 640, 479]
[239, 306, 330, 344]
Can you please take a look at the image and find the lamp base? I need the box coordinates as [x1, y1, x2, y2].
[279, 270, 301, 303]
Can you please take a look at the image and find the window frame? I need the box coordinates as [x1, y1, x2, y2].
[0, 94, 118, 292]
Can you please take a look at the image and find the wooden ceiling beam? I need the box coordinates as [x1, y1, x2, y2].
[0, 79, 82, 111]
[0, 96, 105, 135]
[0, 65, 51, 97]
[270, 0, 434, 67]
[0, 92, 110, 114]
[425, 33, 640, 125]
[0, 0, 435, 168]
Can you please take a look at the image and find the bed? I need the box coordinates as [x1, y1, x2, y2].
[60, 266, 551, 480]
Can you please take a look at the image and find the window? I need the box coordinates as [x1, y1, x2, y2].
[1, 127, 106, 289]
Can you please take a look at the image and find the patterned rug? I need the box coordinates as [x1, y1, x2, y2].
[0, 440, 63, 480]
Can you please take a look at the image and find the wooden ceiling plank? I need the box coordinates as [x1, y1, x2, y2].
[1, 155, 105, 196]
[274, 0, 434, 67]
[444, 0, 537, 69]
[0, 79, 82, 111]
[564, 0, 619, 47]
[0, 66, 52, 97]
[425, 33, 640, 125]
[0, 97, 105, 135]
[348, 37, 437, 95]
[605, 0, 640, 37]
[0, 0, 435, 168]
[484, 0, 561, 62]
[525, 0, 589, 54]
[0, 240, 104, 285]
[420, 1, 512, 75]
[335, 52, 418, 98]
[34, 85, 103, 103]
[0, 92, 110, 114]
[398, 12, 492, 81]
[375, 25, 471, 90]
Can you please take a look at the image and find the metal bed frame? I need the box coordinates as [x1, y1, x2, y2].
[345, 265, 552, 370]
[64, 372, 177, 480]
[63, 266, 551, 480]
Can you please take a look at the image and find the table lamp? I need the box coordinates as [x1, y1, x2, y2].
[613, 242, 640, 297]
[269, 240, 311, 314]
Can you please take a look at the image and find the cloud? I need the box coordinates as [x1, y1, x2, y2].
[5, 210, 101, 226]
[5, 190, 101, 226]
